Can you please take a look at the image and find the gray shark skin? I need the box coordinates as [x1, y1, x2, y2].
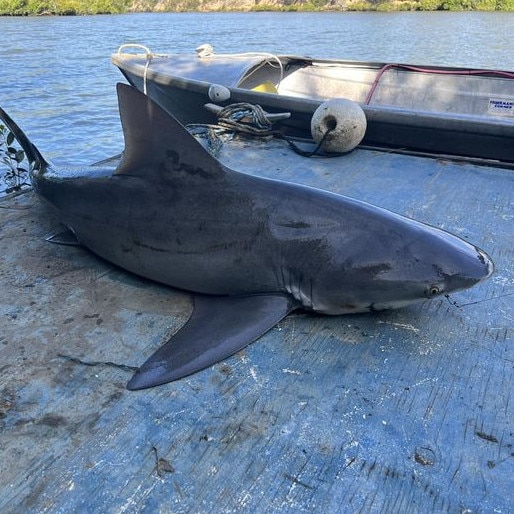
[0, 83, 493, 390]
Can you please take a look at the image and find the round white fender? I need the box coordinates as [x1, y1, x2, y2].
[208, 84, 231, 102]
[311, 98, 367, 153]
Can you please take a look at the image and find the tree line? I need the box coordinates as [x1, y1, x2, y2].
[0, 0, 512, 15]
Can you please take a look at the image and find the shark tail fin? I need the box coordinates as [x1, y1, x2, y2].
[0, 105, 47, 171]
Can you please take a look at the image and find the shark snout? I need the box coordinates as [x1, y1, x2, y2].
[466, 246, 494, 283]
[477, 248, 495, 280]
[443, 245, 494, 294]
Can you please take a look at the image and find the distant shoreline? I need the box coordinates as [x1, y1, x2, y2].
[1, 0, 513, 16]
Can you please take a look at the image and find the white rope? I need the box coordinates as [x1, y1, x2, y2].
[117, 43, 152, 56]
[196, 46, 284, 87]
[116, 44, 169, 95]
[116, 44, 284, 91]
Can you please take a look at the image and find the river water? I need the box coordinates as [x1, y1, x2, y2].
[0, 11, 513, 164]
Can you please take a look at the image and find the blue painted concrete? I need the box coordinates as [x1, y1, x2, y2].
[1, 141, 512, 513]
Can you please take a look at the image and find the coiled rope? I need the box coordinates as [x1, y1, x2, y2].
[214, 103, 273, 135]
[188, 102, 335, 158]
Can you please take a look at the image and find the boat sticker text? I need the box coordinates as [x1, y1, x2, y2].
[488, 98, 514, 116]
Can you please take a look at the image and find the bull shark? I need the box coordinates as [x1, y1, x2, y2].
[0, 83, 493, 390]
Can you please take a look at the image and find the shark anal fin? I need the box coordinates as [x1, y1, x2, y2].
[127, 293, 298, 390]
[46, 228, 81, 246]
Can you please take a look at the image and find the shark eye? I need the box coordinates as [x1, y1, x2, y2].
[426, 285, 442, 298]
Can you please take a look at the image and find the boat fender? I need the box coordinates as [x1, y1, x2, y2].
[208, 84, 231, 103]
[311, 98, 367, 153]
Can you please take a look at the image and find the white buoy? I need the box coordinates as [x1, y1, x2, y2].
[208, 84, 231, 103]
[311, 98, 367, 153]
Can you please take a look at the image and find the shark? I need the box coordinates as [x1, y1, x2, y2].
[0, 83, 494, 390]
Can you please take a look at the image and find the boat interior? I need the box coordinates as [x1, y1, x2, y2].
[237, 56, 514, 118]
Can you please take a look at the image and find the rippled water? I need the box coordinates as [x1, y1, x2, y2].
[1, 11, 513, 164]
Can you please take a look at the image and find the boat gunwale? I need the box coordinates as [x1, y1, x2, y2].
[111, 54, 514, 132]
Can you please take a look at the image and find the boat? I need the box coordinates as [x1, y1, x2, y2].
[112, 44, 514, 165]
[2, 123, 512, 511]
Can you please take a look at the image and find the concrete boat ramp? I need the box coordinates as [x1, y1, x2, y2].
[1, 140, 512, 513]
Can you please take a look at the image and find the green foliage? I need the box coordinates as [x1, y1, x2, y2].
[474, 0, 496, 7]
[0, 0, 130, 14]
[494, 0, 514, 9]
[0, 0, 27, 15]
[438, 0, 477, 9]
[26, 0, 50, 14]
[0, 124, 31, 195]
[416, 0, 441, 9]
[0, 0, 513, 16]
[347, 1, 376, 9]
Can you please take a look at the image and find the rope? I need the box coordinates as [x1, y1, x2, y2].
[116, 44, 169, 95]
[117, 44, 284, 93]
[194, 46, 284, 88]
[116, 44, 153, 95]
[187, 102, 337, 159]
[364, 63, 514, 105]
[214, 103, 274, 135]
[280, 131, 336, 158]
[215, 102, 339, 156]
[186, 124, 232, 157]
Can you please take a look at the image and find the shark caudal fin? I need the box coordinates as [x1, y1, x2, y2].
[0, 105, 47, 170]
[115, 82, 226, 178]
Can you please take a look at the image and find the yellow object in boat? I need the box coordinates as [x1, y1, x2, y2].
[252, 81, 278, 94]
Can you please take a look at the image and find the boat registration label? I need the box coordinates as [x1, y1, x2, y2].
[488, 98, 514, 116]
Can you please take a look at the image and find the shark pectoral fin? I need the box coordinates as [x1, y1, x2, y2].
[46, 228, 81, 246]
[127, 293, 298, 390]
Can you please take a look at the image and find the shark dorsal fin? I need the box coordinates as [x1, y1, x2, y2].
[115, 82, 226, 178]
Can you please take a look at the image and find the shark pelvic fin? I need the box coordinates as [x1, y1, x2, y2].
[46, 227, 82, 246]
[127, 293, 298, 390]
[115, 82, 226, 178]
